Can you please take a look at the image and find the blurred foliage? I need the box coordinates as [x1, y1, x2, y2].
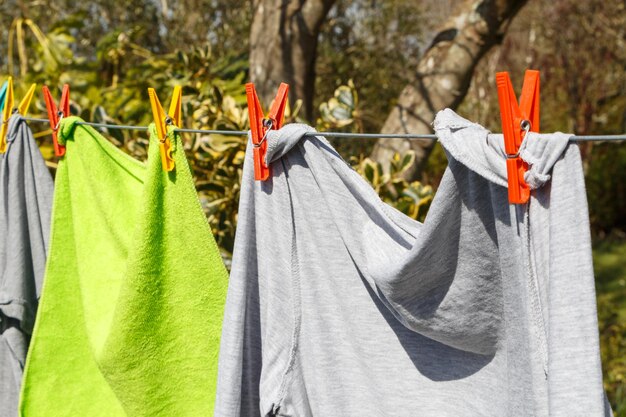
[316, 0, 424, 135]
[354, 151, 433, 221]
[587, 142, 626, 235]
[316, 80, 375, 164]
[594, 239, 626, 417]
[318, 79, 360, 131]
[0, 0, 250, 62]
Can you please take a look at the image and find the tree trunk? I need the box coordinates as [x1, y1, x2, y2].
[371, 0, 529, 180]
[249, 0, 336, 122]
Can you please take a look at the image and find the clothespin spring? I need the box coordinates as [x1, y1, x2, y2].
[54, 111, 64, 131]
[506, 120, 531, 159]
[160, 116, 174, 144]
[253, 119, 274, 149]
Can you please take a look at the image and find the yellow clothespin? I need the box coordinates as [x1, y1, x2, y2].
[18, 83, 36, 116]
[148, 86, 182, 171]
[0, 77, 37, 153]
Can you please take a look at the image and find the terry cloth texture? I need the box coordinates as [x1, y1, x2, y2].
[20, 117, 229, 417]
[215, 109, 612, 417]
[0, 115, 53, 417]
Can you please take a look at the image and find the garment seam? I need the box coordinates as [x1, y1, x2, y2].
[522, 203, 549, 376]
[271, 156, 303, 414]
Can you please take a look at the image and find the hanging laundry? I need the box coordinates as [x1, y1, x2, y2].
[0, 115, 53, 417]
[20, 117, 229, 417]
[215, 109, 612, 417]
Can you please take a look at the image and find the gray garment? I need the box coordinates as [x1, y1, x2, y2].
[215, 109, 611, 417]
[0, 115, 53, 416]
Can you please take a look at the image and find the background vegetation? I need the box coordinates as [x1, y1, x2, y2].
[1, 0, 624, 412]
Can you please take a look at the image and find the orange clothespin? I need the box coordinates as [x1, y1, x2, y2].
[148, 86, 181, 171]
[0, 77, 37, 153]
[496, 70, 540, 204]
[246, 82, 289, 181]
[43, 84, 71, 157]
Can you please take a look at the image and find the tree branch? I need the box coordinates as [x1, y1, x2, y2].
[371, 0, 529, 180]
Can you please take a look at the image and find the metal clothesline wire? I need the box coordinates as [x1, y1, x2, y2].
[20, 117, 626, 142]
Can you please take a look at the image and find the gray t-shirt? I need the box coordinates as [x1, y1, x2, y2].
[0, 115, 53, 417]
[215, 109, 611, 417]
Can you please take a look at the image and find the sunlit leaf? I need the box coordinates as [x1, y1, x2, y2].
[335, 85, 355, 109]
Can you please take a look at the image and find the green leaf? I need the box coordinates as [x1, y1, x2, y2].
[335, 85, 355, 109]
[362, 159, 378, 184]
[399, 151, 416, 174]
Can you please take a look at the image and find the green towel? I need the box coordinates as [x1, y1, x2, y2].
[20, 116, 229, 417]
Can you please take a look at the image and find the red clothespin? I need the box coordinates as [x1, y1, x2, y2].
[496, 70, 540, 204]
[43, 84, 70, 157]
[246, 82, 289, 181]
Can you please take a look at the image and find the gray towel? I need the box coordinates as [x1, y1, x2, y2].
[215, 109, 611, 417]
[0, 115, 53, 417]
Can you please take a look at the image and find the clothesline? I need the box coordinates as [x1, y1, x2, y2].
[21, 117, 626, 142]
